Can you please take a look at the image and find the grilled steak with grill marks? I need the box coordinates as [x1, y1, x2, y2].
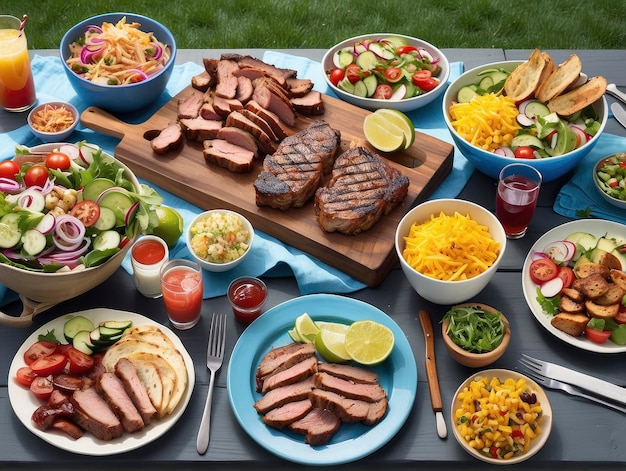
[314, 146, 409, 235]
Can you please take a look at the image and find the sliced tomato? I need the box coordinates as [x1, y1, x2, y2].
[396, 45, 418, 55]
[70, 200, 100, 227]
[29, 353, 67, 376]
[328, 68, 345, 86]
[30, 376, 54, 401]
[529, 258, 559, 284]
[0, 160, 20, 180]
[585, 325, 612, 344]
[557, 266, 575, 290]
[345, 64, 362, 84]
[15, 366, 36, 387]
[372, 84, 393, 99]
[514, 145, 535, 159]
[66, 347, 94, 375]
[45, 152, 71, 171]
[384, 67, 403, 83]
[23, 341, 59, 365]
[412, 69, 438, 91]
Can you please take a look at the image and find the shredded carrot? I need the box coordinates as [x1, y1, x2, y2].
[402, 211, 501, 281]
[449, 94, 521, 152]
[30, 105, 75, 133]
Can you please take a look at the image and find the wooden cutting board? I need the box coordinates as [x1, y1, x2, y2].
[80, 87, 453, 287]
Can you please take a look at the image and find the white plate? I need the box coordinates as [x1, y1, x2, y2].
[7, 308, 195, 455]
[521, 219, 626, 353]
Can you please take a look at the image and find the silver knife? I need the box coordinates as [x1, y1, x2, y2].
[611, 102, 626, 129]
[525, 355, 626, 406]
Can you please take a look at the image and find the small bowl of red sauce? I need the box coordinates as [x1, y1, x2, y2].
[227, 276, 268, 324]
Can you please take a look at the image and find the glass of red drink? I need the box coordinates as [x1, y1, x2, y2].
[130, 235, 169, 298]
[227, 276, 267, 324]
[0, 15, 37, 112]
[496, 163, 542, 239]
[160, 259, 203, 330]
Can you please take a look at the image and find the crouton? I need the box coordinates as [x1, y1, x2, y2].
[560, 287, 585, 303]
[610, 269, 626, 291]
[559, 294, 586, 314]
[576, 273, 610, 299]
[550, 313, 589, 337]
[585, 299, 619, 319]
[574, 263, 610, 282]
[594, 284, 626, 306]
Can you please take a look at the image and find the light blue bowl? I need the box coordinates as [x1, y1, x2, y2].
[60, 13, 176, 113]
[443, 61, 608, 183]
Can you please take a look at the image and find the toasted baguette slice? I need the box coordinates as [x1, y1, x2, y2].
[576, 273, 610, 299]
[535, 54, 582, 102]
[610, 269, 626, 291]
[594, 283, 626, 306]
[548, 75, 607, 116]
[573, 262, 610, 280]
[550, 312, 589, 337]
[536, 52, 556, 92]
[560, 287, 585, 303]
[125, 354, 165, 415]
[504, 49, 545, 102]
[559, 294, 586, 314]
[585, 299, 619, 319]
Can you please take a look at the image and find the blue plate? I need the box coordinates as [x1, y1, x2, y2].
[227, 293, 417, 465]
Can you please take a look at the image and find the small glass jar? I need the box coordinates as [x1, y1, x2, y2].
[227, 276, 267, 324]
[130, 235, 169, 298]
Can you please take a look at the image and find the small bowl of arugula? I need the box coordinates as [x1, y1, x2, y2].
[441, 303, 511, 368]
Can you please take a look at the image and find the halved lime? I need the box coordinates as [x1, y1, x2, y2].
[315, 321, 349, 334]
[294, 313, 320, 344]
[315, 329, 351, 363]
[363, 113, 406, 153]
[344, 320, 395, 365]
[374, 108, 416, 149]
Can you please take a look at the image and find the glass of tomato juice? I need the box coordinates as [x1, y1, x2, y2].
[160, 259, 203, 330]
[495, 163, 542, 239]
[0, 15, 37, 112]
[130, 235, 169, 298]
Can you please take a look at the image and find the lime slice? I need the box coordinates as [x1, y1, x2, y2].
[344, 320, 395, 365]
[363, 113, 406, 152]
[287, 328, 302, 343]
[294, 313, 320, 343]
[314, 321, 349, 334]
[315, 329, 351, 363]
[374, 108, 415, 149]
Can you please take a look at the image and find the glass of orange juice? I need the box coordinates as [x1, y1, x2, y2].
[160, 259, 203, 330]
[0, 15, 36, 112]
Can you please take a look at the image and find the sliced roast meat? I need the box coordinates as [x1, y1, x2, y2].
[215, 59, 240, 99]
[235, 75, 254, 103]
[288, 408, 341, 446]
[314, 146, 410, 235]
[253, 77, 291, 102]
[221, 53, 297, 82]
[96, 372, 145, 433]
[313, 372, 386, 403]
[252, 84, 297, 127]
[256, 343, 316, 382]
[151, 123, 184, 154]
[364, 398, 388, 426]
[51, 418, 84, 439]
[202, 58, 219, 79]
[213, 94, 243, 117]
[71, 387, 123, 441]
[308, 388, 370, 423]
[291, 91, 325, 115]
[179, 117, 223, 141]
[226, 110, 277, 154]
[253, 377, 316, 414]
[317, 362, 379, 385]
[239, 108, 279, 142]
[262, 398, 313, 429]
[245, 100, 290, 139]
[199, 100, 223, 121]
[261, 355, 318, 393]
[115, 358, 158, 426]
[178, 88, 205, 119]
[217, 126, 259, 157]
[191, 70, 213, 92]
[203, 139, 255, 173]
[286, 78, 314, 97]
[234, 66, 287, 89]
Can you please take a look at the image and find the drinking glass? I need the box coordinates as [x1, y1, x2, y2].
[131, 235, 169, 298]
[160, 259, 203, 330]
[0, 15, 37, 112]
[496, 163, 542, 239]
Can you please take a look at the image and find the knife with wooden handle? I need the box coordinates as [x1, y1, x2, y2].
[418, 309, 447, 439]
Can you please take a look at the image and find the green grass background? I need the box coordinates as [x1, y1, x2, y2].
[2, 0, 625, 50]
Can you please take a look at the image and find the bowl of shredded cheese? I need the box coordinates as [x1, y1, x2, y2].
[60, 13, 176, 113]
[27, 101, 78, 142]
[394, 199, 506, 305]
[451, 369, 552, 464]
[443, 61, 607, 183]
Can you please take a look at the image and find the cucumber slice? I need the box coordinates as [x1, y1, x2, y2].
[457, 86, 479, 103]
[93, 206, 116, 231]
[101, 320, 133, 330]
[565, 231, 597, 259]
[363, 74, 378, 97]
[63, 315, 96, 342]
[337, 77, 355, 94]
[524, 100, 550, 118]
[478, 76, 494, 90]
[595, 237, 618, 252]
[82, 178, 115, 202]
[353, 80, 368, 98]
[97, 189, 134, 227]
[73, 330, 95, 355]
[93, 230, 121, 251]
[355, 50, 378, 71]
[487, 71, 509, 87]
[0, 213, 22, 249]
[510, 134, 545, 149]
[334, 48, 354, 69]
[21, 229, 47, 256]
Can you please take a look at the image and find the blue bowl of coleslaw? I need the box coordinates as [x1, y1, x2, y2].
[60, 13, 177, 113]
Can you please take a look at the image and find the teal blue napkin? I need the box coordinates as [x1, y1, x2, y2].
[554, 133, 626, 223]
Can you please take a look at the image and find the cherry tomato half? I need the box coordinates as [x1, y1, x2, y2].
[584, 325, 612, 344]
[411, 70, 438, 91]
[30, 376, 54, 401]
[557, 266, 575, 290]
[384, 67, 403, 83]
[514, 146, 536, 159]
[24, 165, 49, 188]
[70, 200, 101, 227]
[372, 84, 393, 100]
[45, 152, 71, 171]
[396, 45, 418, 55]
[66, 347, 95, 375]
[529, 257, 559, 284]
[0, 160, 20, 181]
[29, 353, 67, 376]
[23, 340, 59, 366]
[345, 64, 362, 84]
[328, 68, 345, 86]
[15, 366, 36, 387]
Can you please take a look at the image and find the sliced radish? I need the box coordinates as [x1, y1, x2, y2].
[540, 277, 564, 298]
[569, 124, 590, 147]
[124, 201, 140, 226]
[390, 84, 407, 101]
[494, 146, 515, 158]
[35, 213, 56, 235]
[518, 99, 534, 115]
[516, 113, 535, 127]
[78, 143, 100, 165]
[59, 144, 80, 161]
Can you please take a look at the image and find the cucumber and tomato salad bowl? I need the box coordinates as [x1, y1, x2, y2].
[0, 141, 163, 272]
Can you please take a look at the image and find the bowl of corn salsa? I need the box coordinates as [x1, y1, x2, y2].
[394, 199, 506, 304]
[442, 60, 607, 183]
[451, 369, 552, 464]
[186, 209, 253, 272]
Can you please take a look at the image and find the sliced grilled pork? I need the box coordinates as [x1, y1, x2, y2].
[97, 372, 144, 433]
[213, 95, 243, 117]
[203, 140, 255, 173]
[314, 146, 410, 235]
[199, 101, 223, 121]
[252, 84, 297, 127]
[217, 126, 259, 157]
[291, 91, 325, 115]
[179, 117, 223, 141]
[178, 88, 204, 119]
[254, 77, 291, 102]
[256, 343, 316, 387]
[254, 121, 341, 210]
[317, 362, 379, 385]
[289, 408, 341, 446]
[286, 78, 314, 97]
[71, 387, 123, 441]
[235, 75, 254, 103]
[239, 108, 279, 142]
[191, 70, 213, 92]
[253, 377, 316, 414]
[151, 123, 184, 154]
[234, 66, 288, 89]
[308, 388, 370, 423]
[215, 59, 240, 99]
[222, 53, 297, 82]
[262, 398, 313, 429]
[226, 111, 277, 154]
[245, 100, 290, 139]
[114, 358, 157, 426]
[261, 356, 318, 393]
[313, 372, 386, 402]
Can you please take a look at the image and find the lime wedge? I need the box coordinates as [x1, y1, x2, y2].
[315, 321, 349, 334]
[374, 108, 415, 149]
[294, 313, 320, 344]
[315, 329, 351, 363]
[363, 113, 406, 152]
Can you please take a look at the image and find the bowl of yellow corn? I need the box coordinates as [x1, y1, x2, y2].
[450, 369, 552, 464]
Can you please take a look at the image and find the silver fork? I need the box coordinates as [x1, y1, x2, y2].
[196, 313, 227, 454]
[518, 366, 626, 414]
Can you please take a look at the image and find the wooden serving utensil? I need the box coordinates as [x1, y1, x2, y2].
[418, 309, 447, 439]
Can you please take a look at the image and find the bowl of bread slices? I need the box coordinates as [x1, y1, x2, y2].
[443, 49, 608, 182]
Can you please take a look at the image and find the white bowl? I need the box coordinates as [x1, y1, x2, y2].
[442, 61, 607, 183]
[394, 199, 506, 305]
[27, 101, 79, 142]
[186, 209, 254, 272]
[450, 369, 553, 464]
[593, 152, 626, 209]
[322, 33, 450, 112]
